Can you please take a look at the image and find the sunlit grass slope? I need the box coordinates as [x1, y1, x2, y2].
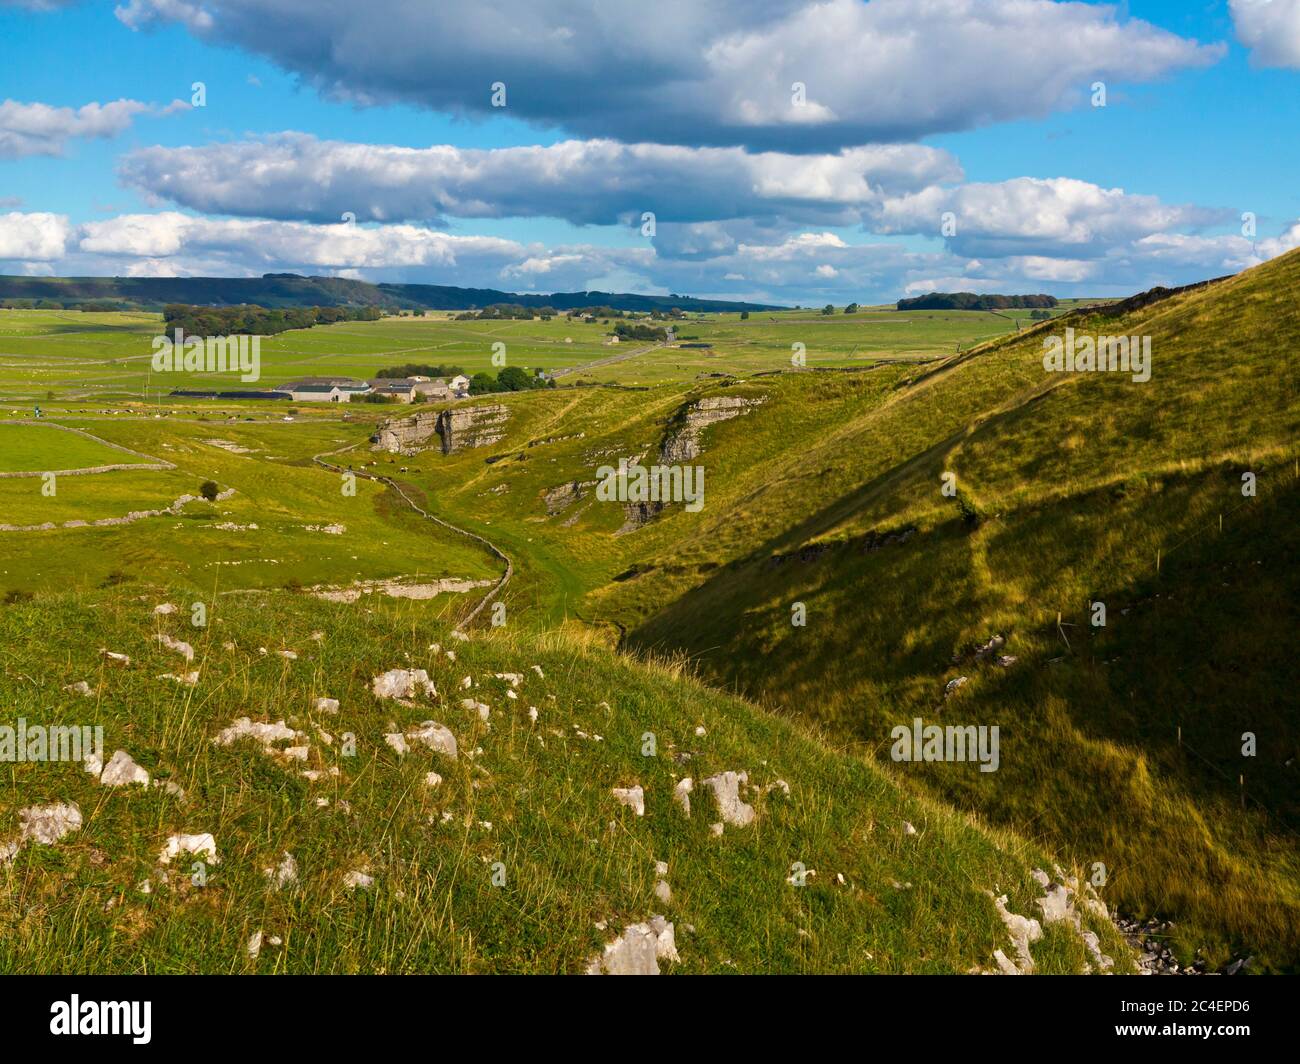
[617, 250, 1300, 969]
[0, 590, 1131, 974]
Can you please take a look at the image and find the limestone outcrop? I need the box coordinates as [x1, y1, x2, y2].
[370, 410, 440, 454]
[436, 404, 510, 454]
[660, 395, 765, 463]
[371, 404, 509, 455]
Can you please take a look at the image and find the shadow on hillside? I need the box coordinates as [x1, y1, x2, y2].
[625, 463, 1300, 833]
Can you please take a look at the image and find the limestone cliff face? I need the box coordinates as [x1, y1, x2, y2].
[660, 395, 765, 463]
[617, 500, 665, 535]
[371, 410, 440, 454]
[371, 404, 510, 455]
[436, 404, 510, 454]
[543, 478, 597, 515]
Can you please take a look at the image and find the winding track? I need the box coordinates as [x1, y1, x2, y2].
[311, 441, 512, 631]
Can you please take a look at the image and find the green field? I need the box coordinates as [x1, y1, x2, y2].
[0, 301, 1093, 400]
[0, 415, 498, 593]
[0, 421, 159, 474]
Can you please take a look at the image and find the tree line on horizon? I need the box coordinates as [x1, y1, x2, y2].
[162, 303, 383, 336]
[895, 292, 1059, 311]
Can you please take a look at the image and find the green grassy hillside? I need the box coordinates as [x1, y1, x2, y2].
[612, 249, 1300, 969]
[322, 250, 1300, 969]
[0, 591, 1131, 974]
[1, 251, 1292, 974]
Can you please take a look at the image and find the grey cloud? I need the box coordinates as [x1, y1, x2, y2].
[119, 134, 960, 226]
[113, 0, 1222, 150]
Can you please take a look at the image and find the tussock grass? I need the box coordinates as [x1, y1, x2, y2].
[0, 590, 1128, 974]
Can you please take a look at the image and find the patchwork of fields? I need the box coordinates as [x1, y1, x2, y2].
[0, 301, 1090, 402]
[0, 266, 1294, 973]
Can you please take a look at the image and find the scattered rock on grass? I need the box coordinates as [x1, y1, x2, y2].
[263, 851, 298, 889]
[158, 833, 219, 866]
[372, 668, 436, 701]
[586, 916, 679, 975]
[213, 717, 304, 752]
[19, 802, 82, 845]
[406, 721, 458, 759]
[98, 749, 150, 788]
[611, 785, 645, 816]
[1082, 930, 1115, 972]
[460, 698, 491, 721]
[673, 777, 693, 817]
[988, 892, 1043, 974]
[155, 632, 194, 661]
[701, 771, 755, 827]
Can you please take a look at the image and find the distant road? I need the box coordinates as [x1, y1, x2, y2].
[549, 343, 661, 378]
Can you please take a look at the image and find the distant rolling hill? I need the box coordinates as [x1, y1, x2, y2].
[0, 272, 782, 314]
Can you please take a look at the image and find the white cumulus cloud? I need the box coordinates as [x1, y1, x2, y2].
[0, 98, 186, 159]
[1230, 0, 1300, 67]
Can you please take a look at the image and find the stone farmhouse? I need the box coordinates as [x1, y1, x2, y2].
[272, 374, 471, 403]
[366, 375, 472, 403]
[277, 377, 373, 403]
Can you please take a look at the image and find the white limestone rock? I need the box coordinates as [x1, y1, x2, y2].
[158, 832, 219, 866]
[155, 632, 194, 662]
[673, 777, 693, 817]
[99, 749, 150, 788]
[611, 785, 645, 816]
[19, 802, 82, 845]
[701, 771, 755, 828]
[263, 851, 298, 889]
[406, 721, 458, 759]
[372, 668, 436, 701]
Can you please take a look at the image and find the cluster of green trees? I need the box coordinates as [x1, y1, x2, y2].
[454, 304, 557, 321]
[373, 362, 465, 379]
[0, 298, 130, 311]
[469, 366, 555, 394]
[612, 321, 669, 342]
[162, 303, 382, 336]
[565, 305, 625, 319]
[896, 292, 1059, 311]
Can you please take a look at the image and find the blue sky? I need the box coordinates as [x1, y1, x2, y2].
[1, 0, 1297, 304]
